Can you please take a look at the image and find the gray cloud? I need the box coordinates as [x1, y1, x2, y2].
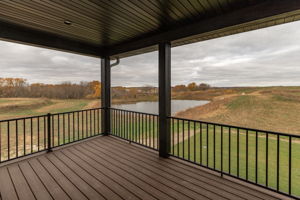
[0, 42, 100, 84]
[1, 20, 300, 87]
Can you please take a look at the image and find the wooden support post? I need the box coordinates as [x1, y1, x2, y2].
[101, 57, 111, 135]
[158, 42, 171, 158]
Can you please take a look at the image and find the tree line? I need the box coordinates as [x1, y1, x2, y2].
[172, 82, 211, 92]
[0, 78, 211, 99]
[0, 78, 100, 99]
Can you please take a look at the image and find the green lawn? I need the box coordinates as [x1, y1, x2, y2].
[171, 122, 300, 197]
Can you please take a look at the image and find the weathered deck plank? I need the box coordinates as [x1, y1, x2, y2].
[0, 136, 280, 200]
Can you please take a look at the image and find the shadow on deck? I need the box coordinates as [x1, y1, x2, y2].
[0, 136, 282, 200]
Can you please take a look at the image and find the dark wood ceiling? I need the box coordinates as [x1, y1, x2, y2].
[0, 0, 300, 58]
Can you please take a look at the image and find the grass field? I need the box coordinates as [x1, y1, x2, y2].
[0, 98, 100, 120]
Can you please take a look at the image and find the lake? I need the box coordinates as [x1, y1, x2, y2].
[112, 100, 209, 115]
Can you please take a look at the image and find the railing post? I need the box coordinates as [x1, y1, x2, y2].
[101, 56, 111, 135]
[47, 113, 52, 152]
[158, 42, 171, 158]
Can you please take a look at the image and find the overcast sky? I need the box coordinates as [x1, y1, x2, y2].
[1, 20, 300, 87]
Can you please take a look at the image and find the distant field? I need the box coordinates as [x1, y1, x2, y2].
[176, 86, 300, 135]
[0, 98, 100, 120]
[2, 86, 300, 135]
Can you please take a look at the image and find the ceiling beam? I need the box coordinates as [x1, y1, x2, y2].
[108, 0, 300, 56]
[0, 20, 103, 57]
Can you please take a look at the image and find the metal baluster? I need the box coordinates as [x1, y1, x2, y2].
[81, 111, 84, 139]
[43, 117, 45, 150]
[47, 113, 52, 152]
[229, 127, 231, 174]
[73, 112, 75, 139]
[58, 114, 60, 145]
[38, 117, 40, 151]
[0, 123, 2, 161]
[172, 118, 175, 156]
[7, 121, 10, 160]
[237, 128, 240, 177]
[188, 120, 190, 161]
[277, 135, 280, 191]
[16, 120, 18, 158]
[194, 121, 196, 163]
[200, 123, 202, 164]
[207, 124, 209, 167]
[288, 136, 292, 195]
[22, 119, 25, 154]
[213, 125, 216, 169]
[182, 120, 185, 159]
[246, 130, 249, 180]
[221, 126, 223, 177]
[31, 118, 33, 153]
[266, 133, 269, 187]
[63, 114, 66, 144]
[255, 131, 258, 183]
[77, 112, 80, 139]
[177, 119, 179, 156]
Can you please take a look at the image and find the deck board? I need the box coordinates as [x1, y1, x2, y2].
[0, 136, 280, 200]
[8, 165, 36, 200]
[0, 167, 18, 200]
[97, 137, 276, 200]
[90, 139, 243, 199]
[18, 161, 52, 200]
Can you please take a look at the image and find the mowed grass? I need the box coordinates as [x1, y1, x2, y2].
[171, 122, 300, 197]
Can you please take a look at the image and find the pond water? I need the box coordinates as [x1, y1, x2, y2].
[112, 100, 209, 115]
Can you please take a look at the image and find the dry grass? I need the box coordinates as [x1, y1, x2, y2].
[176, 87, 300, 135]
[0, 98, 99, 120]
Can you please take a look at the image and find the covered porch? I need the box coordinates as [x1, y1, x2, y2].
[1, 0, 300, 199]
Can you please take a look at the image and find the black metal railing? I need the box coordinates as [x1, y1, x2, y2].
[169, 116, 300, 199]
[110, 108, 159, 150]
[0, 107, 103, 164]
[1, 106, 299, 198]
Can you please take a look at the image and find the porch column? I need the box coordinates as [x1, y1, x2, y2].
[158, 42, 171, 158]
[101, 56, 111, 135]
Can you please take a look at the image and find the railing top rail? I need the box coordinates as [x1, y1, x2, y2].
[0, 114, 48, 123]
[51, 107, 103, 115]
[169, 116, 300, 138]
[109, 107, 159, 116]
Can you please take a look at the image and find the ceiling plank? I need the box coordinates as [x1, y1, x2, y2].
[0, 20, 103, 57]
[108, 0, 300, 56]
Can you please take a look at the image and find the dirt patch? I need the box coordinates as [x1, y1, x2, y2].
[175, 96, 233, 120]
[0, 98, 51, 112]
[177, 91, 300, 135]
[84, 100, 100, 109]
[35, 100, 69, 113]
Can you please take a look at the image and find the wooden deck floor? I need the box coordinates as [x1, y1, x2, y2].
[0, 136, 280, 200]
